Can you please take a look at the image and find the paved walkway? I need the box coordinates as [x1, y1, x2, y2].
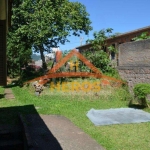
[4, 88, 15, 99]
[25, 114, 105, 150]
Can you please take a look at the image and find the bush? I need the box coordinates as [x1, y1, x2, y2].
[134, 83, 150, 99]
[133, 83, 150, 107]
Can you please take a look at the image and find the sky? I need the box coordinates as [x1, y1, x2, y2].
[58, 0, 150, 51]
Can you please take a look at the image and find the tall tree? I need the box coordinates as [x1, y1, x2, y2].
[7, 0, 92, 73]
[83, 28, 118, 74]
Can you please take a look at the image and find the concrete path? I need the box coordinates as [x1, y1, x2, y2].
[25, 114, 105, 150]
[41, 115, 105, 150]
[4, 88, 15, 99]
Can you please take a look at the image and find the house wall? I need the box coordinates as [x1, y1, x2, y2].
[0, 21, 7, 86]
[0, 0, 7, 86]
[118, 39, 150, 91]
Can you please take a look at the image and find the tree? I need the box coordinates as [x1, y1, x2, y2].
[87, 28, 113, 51]
[7, 29, 32, 77]
[83, 28, 117, 74]
[7, 0, 92, 74]
[7, 0, 33, 77]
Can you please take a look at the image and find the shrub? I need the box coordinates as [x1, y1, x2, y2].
[133, 83, 150, 107]
[134, 83, 150, 99]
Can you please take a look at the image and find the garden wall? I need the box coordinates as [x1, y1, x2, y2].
[117, 39, 150, 91]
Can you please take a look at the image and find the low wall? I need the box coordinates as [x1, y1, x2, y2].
[118, 39, 150, 90]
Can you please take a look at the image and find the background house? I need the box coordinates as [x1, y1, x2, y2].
[76, 26, 150, 65]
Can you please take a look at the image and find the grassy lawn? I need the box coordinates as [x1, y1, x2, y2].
[0, 85, 150, 150]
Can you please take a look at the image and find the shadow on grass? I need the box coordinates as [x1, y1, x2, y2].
[0, 105, 62, 150]
[4, 84, 18, 88]
[128, 104, 147, 109]
[0, 94, 4, 99]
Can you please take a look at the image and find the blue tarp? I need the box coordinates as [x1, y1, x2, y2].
[86, 108, 150, 126]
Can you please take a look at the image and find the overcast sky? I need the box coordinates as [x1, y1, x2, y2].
[59, 0, 150, 51]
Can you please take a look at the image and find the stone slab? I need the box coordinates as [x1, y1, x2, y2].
[4, 88, 15, 99]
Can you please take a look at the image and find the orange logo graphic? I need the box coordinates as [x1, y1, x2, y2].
[25, 49, 125, 88]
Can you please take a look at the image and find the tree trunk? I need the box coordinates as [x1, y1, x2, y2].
[39, 45, 47, 70]
[141, 97, 149, 107]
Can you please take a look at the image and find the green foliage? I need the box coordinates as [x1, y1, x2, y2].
[83, 28, 117, 74]
[87, 28, 113, 50]
[133, 83, 150, 99]
[8, 0, 92, 73]
[7, 33, 32, 77]
[47, 61, 53, 68]
[62, 50, 71, 57]
[107, 45, 118, 53]
[83, 50, 111, 73]
[132, 32, 150, 41]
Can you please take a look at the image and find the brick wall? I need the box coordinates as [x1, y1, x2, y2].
[118, 39, 150, 90]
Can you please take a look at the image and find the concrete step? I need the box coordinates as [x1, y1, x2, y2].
[0, 139, 23, 150]
[0, 128, 22, 141]
[0, 125, 24, 150]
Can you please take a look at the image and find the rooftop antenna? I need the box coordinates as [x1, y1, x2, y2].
[80, 37, 84, 45]
[87, 34, 89, 43]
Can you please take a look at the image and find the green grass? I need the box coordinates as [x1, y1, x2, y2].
[0, 85, 150, 150]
